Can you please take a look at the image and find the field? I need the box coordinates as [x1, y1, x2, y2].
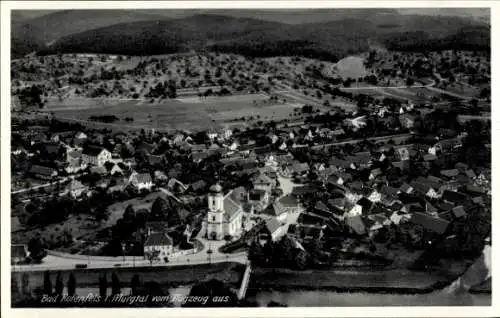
[42, 93, 299, 131]
[334, 56, 369, 79]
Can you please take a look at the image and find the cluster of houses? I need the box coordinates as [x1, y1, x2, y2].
[11, 107, 490, 264]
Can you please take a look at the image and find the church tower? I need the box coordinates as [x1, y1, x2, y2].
[207, 182, 225, 240]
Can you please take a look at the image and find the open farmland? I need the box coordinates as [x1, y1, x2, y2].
[41, 93, 299, 131]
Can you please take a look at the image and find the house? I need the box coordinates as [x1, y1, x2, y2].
[66, 180, 88, 198]
[423, 154, 438, 161]
[328, 172, 351, 186]
[379, 185, 399, 205]
[107, 178, 128, 193]
[205, 183, 244, 240]
[11, 217, 23, 232]
[434, 138, 462, 153]
[451, 205, 467, 219]
[90, 166, 107, 176]
[11, 244, 28, 264]
[369, 168, 382, 181]
[128, 172, 154, 191]
[345, 215, 366, 235]
[143, 232, 174, 260]
[248, 189, 270, 212]
[260, 218, 286, 242]
[75, 132, 88, 140]
[272, 195, 304, 222]
[410, 181, 440, 199]
[395, 146, 410, 161]
[290, 161, 310, 176]
[440, 169, 460, 179]
[344, 202, 363, 218]
[29, 165, 58, 180]
[172, 133, 185, 145]
[252, 173, 274, 192]
[442, 190, 469, 205]
[189, 180, 208, 193]
[82, 146, 112, 167]
[400, 183, 414, 194]
[207, 129, 218, 141]
[329, 157, 351, 170]
[104, 162, 123, 176]
[409, 213, 450, 235]
[367, 189, 382, 203]
[399, 113, 417, 129]
[154, 170, 168, 182]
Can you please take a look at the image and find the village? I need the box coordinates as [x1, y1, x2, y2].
[11, 88, 491, 273]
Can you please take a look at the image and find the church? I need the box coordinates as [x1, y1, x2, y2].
[205, 182, 244, 240]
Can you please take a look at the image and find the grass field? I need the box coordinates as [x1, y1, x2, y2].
[42, 93, 299, 131]
[334, 56, 369, 79]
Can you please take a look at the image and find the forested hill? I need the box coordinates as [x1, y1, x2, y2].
[14, 12, 490, 61]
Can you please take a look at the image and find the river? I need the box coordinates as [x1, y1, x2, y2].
[73, 246, 491, 307]
[253, 245, 491, 307]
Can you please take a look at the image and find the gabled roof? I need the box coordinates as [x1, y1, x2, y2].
[442, 190, 468, 203]
[440, 169, 460, 178]
[451, 205, 467, 218]
[410, 181, 433, 195]
[409, 213, 449, 234]
[223, 193, 243, 222]
[400, 183, 413, 193]
[423, 154, 438, 161]
[144, 232, 173, 247]
[265, 218, 282, 234]
[314, 201, 330, 213]
[465, 169, 477, 179]
[252, 173, 272, 185]
[82, 145, 107, 157]
[345, 215, 366, 235]
[133, 173, 152, 184]
[329, 157, 351, 169]
[29, 165, 57, 176]
[11, 244, 27, 259]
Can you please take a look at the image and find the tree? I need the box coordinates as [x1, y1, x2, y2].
[98, 274, 107, 298]
[294, 250, 308, 270]
[406, 77, 415, 86]
[43, 271, 52, 296]
[28, 237, 47, 263]
[130, 274, 142, 296]
[22, 273, 31, 297]
[144, 249, 160, 265]
[111, 272, 121, 296]
[67, 273, 76, 296]
[55, 272, 64, 297]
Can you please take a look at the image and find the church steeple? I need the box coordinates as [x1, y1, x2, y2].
[208, 180, 224, 212]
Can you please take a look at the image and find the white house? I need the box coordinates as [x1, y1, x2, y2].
[82, 146, 112, 167]
[205, 183, 244, 240]
[66, 180, 88, 198]
[263, 218, 286, 242]
[368, 190, 382, 203]
[143, 233, 174, 261]
[128, 172, 154, 191]
[344, 203, 363, 218]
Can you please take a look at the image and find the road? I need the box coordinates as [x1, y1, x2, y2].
[11, 173, 87, 195]
[13, 241, 247, 273]
[339, 79, 435, 91]
[292, 133, 413, 150]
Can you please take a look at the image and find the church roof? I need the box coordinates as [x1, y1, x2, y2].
[223, 193, 243, 222]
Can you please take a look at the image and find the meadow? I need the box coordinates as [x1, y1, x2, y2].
[42, 93, 298, 131]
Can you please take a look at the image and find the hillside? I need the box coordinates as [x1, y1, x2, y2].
[11, 9, 168, 57]
[15, 12, 490, 61]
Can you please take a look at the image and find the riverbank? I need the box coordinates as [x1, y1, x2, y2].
[469, 277, 492, 294]
[12, 262, 245, 290]
[249, 261, 470, 295]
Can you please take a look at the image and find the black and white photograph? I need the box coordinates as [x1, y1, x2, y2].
[2, 1, 494, 313]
